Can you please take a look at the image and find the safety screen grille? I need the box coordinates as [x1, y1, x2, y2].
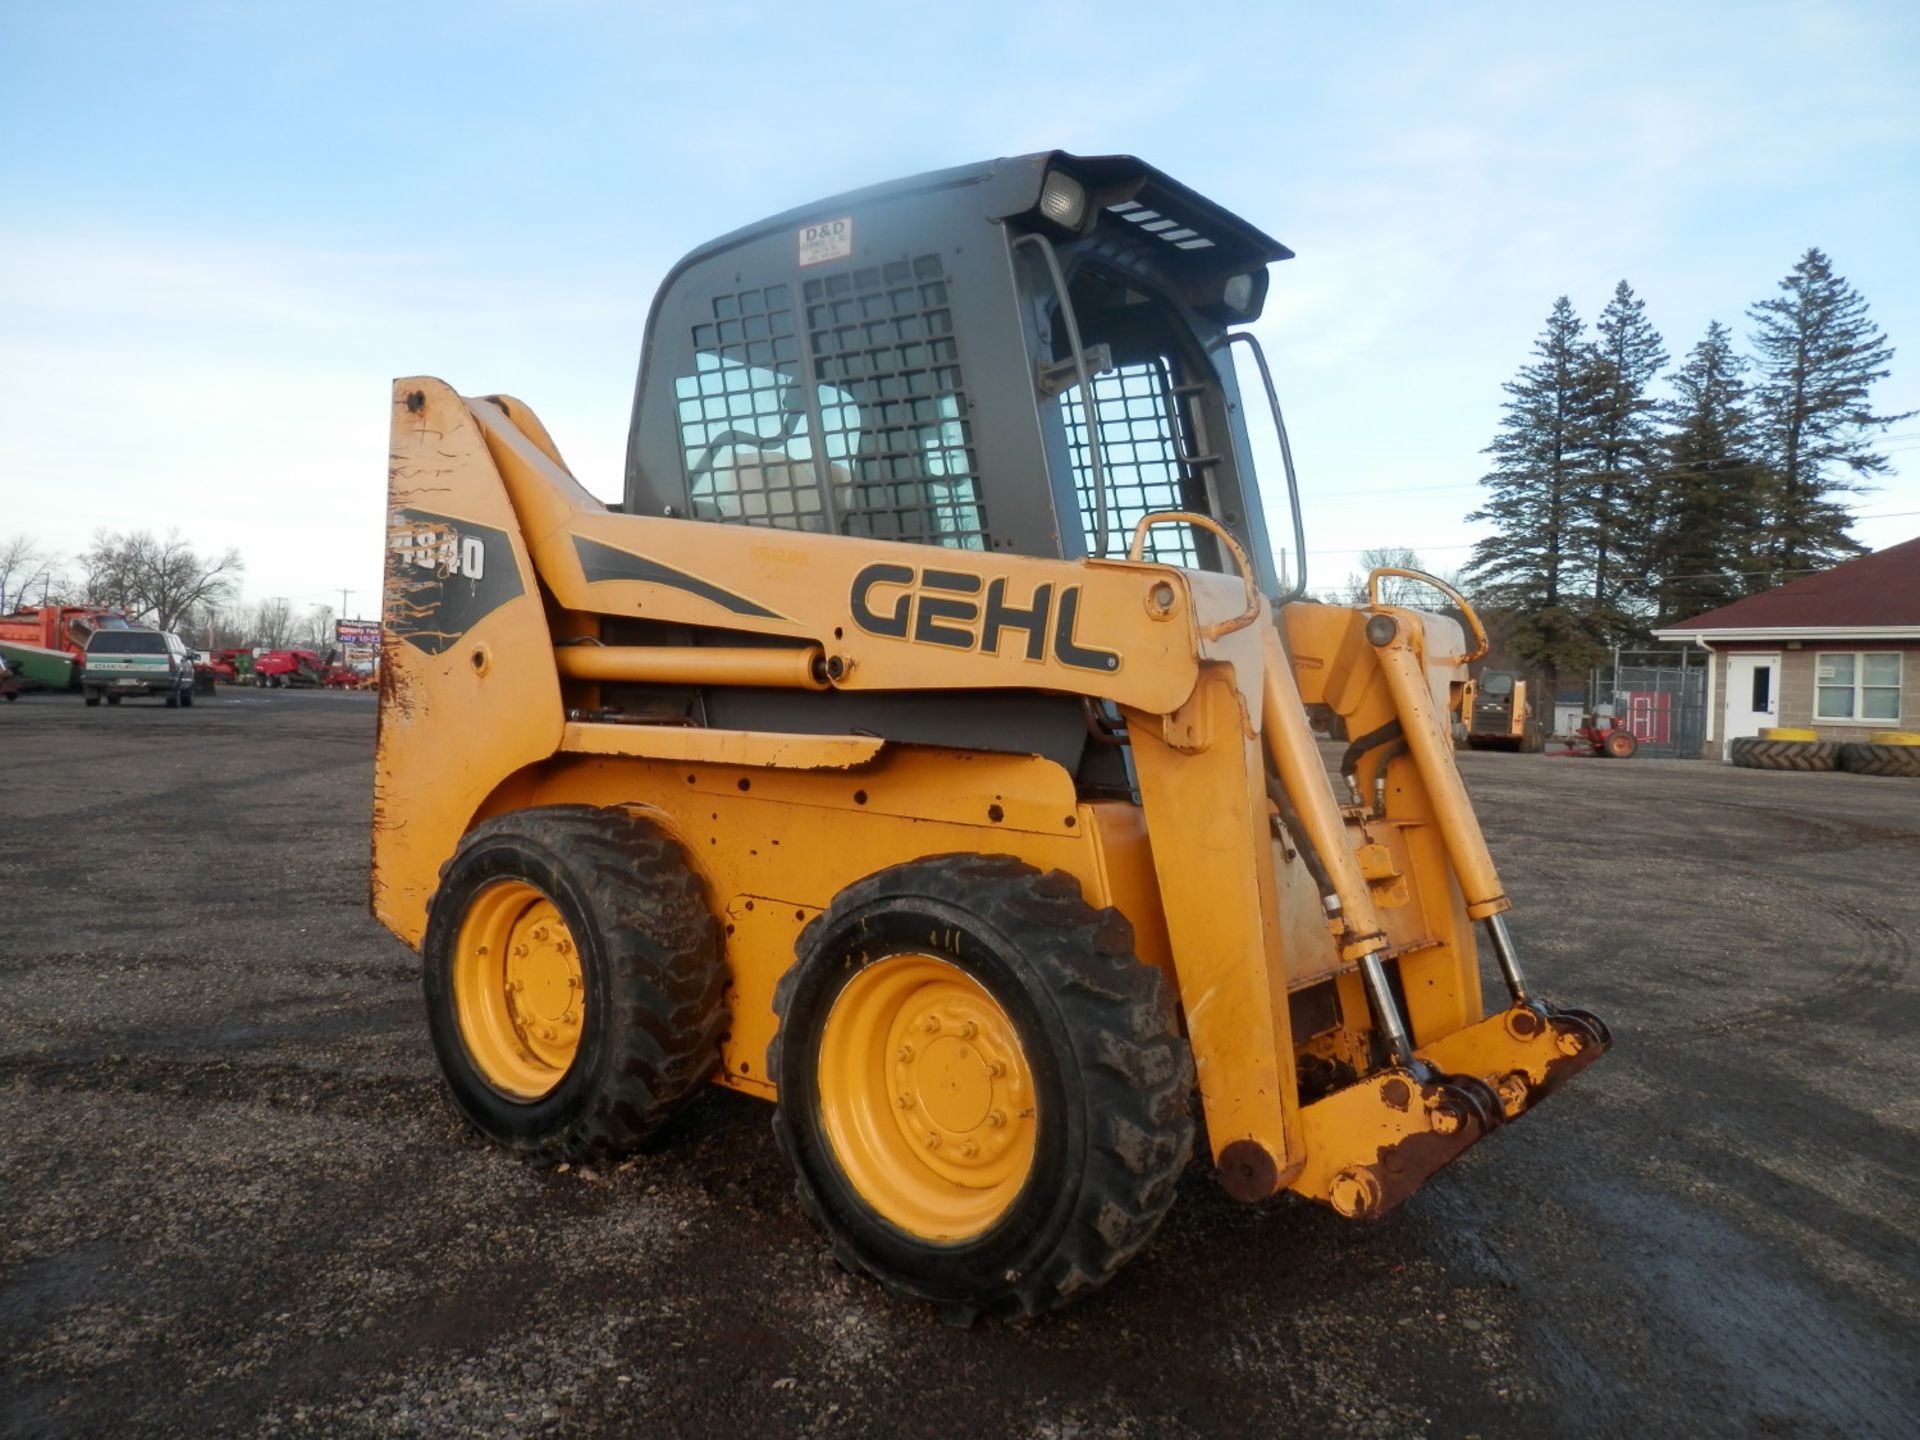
[672, 285, 828, 529]
[1063, 359, 1200, 566]
[805, 255, 987, 549]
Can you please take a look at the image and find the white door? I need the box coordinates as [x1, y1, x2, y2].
[1723, 653, 1782, 754]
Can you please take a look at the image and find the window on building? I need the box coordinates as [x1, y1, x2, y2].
[1815, 652, 1903, 721]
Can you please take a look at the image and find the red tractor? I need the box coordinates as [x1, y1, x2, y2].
[1550, 712, 1638, 759]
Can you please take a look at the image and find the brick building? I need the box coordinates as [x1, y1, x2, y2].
[1652, 536, 1920, 760]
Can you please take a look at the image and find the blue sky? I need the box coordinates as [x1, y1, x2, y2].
[2, 0, 1916, 621]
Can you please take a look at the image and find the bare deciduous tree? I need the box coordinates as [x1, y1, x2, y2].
[297, 603, 336, 650]
[183, 601, 248, 651]
[0, 534, 54, 612]
[250, 597, 296, 649]
[1341, 547, 1460, 607]
[79, 529, 244, 631]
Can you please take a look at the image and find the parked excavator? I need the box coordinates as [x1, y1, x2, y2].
[373, 151, 1610, 1322]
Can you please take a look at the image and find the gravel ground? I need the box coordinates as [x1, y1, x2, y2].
[2, 688, 1915, 1438]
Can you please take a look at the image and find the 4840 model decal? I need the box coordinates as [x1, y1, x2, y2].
[384, 510, 524, 655]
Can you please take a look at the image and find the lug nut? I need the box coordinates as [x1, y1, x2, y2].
[924, 1133, 941, 1151]
[958, 1021, 977, 1039]
[897, 1093, 915, 1109]
[986, 1060, 1005, 1078]
[896, 1044, 914, 1062]
[920, 1015, 941, 1034]
[960, 1140, 979, 1158]
[986, 1110, 1005, 1128]
[512, 943, 530, 959]
[531, 925, 550, 943]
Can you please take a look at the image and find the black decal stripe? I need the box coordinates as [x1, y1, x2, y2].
[573, 536, 786, 621]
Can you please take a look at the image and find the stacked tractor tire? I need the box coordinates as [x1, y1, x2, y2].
[1730, 728, 1920, 777]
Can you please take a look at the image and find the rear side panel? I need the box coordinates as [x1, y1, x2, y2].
[374, 380, 566, 943]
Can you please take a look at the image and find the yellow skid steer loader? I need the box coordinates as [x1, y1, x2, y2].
[374, 152, 1609, 1322]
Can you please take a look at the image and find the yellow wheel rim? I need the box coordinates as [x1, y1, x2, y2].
[817, 955, 1037, 1242]
[452, 880, 585, 1099]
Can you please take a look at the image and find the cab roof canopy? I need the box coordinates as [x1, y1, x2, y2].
[671, 151, 1292, 288]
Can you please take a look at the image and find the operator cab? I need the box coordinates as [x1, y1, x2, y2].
[625, 152, 1300, 599]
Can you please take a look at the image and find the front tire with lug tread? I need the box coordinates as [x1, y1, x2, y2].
[770, 853, 1195, 1324]
[422, 805, 726, 1161]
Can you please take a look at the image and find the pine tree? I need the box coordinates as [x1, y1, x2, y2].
[1587, 281, 1667, 608]
[1647, 321, 1764, 621]
[1465, 297, 1612, 692]
[1747, 248, 1912, 575]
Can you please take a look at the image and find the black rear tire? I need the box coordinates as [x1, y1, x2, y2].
[84, 692, 101, 707]
[422, 805, 727, 1160]
[1729, 737, 1839, 771]
[1839, 743, 1920, 778]
[770, 854, 1195, 1324]
[105, 694, 121, 706]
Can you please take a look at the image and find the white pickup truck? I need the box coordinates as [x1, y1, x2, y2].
[82, 629, 197, 708]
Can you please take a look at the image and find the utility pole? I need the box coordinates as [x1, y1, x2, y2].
[337, 588, 355, 623]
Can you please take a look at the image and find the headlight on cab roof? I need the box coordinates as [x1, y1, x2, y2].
[1037, 170, 1088, 230]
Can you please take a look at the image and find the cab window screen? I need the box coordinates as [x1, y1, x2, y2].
[674, 262, 989, 549]
[806, 254, 988, 550]
[1063, 358, 1199, 566]
[673, 285, 831, 531]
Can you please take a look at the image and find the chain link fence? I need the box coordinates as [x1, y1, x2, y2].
[1590, 651, 1708, 759]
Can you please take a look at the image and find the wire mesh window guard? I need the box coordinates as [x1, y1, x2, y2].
[1063, 358, 1199, 566]
[805, 255, 987, 549]
[673, 261, 988, 550]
